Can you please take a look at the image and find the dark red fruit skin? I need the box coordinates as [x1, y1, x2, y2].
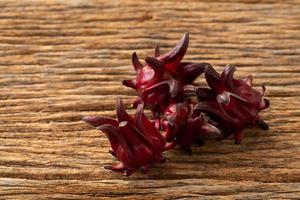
[194, 65, 270, 144]
[162, 100, 222, 153]
[122, 32, 209, 128]
[82, 98, 174, 176]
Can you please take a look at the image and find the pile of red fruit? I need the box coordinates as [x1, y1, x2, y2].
[83, 33, 270, 176]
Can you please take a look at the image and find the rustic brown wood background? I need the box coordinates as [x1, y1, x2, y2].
[0, 0, 299, 199]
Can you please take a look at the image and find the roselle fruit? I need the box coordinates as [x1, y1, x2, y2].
[82, 98, 174, 176]
[122, 32, 209, 128]
[162, 100, 222, 153]
[81, 32, 272, 176]
[194, 65, 270, 144]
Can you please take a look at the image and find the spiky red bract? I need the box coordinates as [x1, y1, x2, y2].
[122, 33, 208, 127]
[82, 98, 173, 176]
[161, 100, 221, 153]
[194, 65, 270, 144]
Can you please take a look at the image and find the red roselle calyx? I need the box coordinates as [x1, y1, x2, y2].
[194, 65, 270, 144]
[162, 100, 222, 154]
[82, 98, 174, 176]
[122, 33, 209, 127]
[82, 32, 271, 176]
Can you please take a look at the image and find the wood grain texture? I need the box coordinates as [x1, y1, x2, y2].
[0, 0, 300, 199]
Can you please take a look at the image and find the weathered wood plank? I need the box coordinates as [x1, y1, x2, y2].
[0, 0, 299, 199]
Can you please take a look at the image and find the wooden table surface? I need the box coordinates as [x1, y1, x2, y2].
[0, 0, 300, 199]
